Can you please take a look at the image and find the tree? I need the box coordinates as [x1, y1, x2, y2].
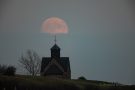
[19, 50, 41, 76]
[0, 65, 16, 76]
[4, 66, 16, 76]
[0, 65, 7, 74]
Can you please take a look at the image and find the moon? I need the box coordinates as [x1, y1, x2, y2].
[41, 17, 68, 34]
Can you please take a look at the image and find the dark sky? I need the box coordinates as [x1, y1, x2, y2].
[0, 0, 135, 84]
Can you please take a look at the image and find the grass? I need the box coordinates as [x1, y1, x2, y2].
[0, 75, 135, 90]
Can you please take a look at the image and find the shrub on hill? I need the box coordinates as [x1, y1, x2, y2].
[78, 76, 87, 80]
[0, 65, 16, 76]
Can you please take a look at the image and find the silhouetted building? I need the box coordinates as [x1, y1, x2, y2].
[40, 43, 71, 79]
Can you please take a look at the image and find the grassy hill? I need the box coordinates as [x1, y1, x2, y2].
[0, 75, 135, 90]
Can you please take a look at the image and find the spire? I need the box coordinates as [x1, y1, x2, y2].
[51, 44, 60, 50]
[51, 35, 60, 58]
[54, 35, 57, 44]
[51, 35, 60, 50]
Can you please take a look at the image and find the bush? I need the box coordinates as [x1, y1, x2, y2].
[4, 66, 16, 76]
[0, 65, 16, 76]
[0, 65, 7, 74]
[78, 76, 87, 80]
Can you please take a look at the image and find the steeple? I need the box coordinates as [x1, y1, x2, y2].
[51, 35, 60, 59]
[54, 35, 56, 44]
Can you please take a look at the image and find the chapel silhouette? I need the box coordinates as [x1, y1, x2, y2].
[40, 37, 71, 79]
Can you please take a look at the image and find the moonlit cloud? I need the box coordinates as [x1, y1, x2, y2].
[41, 17, 68, 34]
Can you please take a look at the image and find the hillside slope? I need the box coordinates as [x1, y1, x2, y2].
[0, 75, 135, 90]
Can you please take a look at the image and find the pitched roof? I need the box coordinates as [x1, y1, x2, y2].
[41, 57, 70, 73]
[60, 57, 70, 72]
[51, 44, 60, 50]
[41, 57, 50, 72]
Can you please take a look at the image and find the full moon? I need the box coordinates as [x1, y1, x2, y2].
[41, 17, 68, 34]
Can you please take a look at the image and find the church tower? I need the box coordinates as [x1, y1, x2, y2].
[51, 44, 60, 59]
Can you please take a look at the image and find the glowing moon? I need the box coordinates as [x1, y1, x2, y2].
[42, 17, 68, 34]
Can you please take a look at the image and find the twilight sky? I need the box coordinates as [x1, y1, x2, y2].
[0, 0, 135, 84]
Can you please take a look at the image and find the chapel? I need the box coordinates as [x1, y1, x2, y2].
[40, 40, 71, 79]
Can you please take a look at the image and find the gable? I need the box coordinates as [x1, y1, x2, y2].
[45, 64, 63, 75]
[44, 58, 64, 73]
[41, 57, 71, 74]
